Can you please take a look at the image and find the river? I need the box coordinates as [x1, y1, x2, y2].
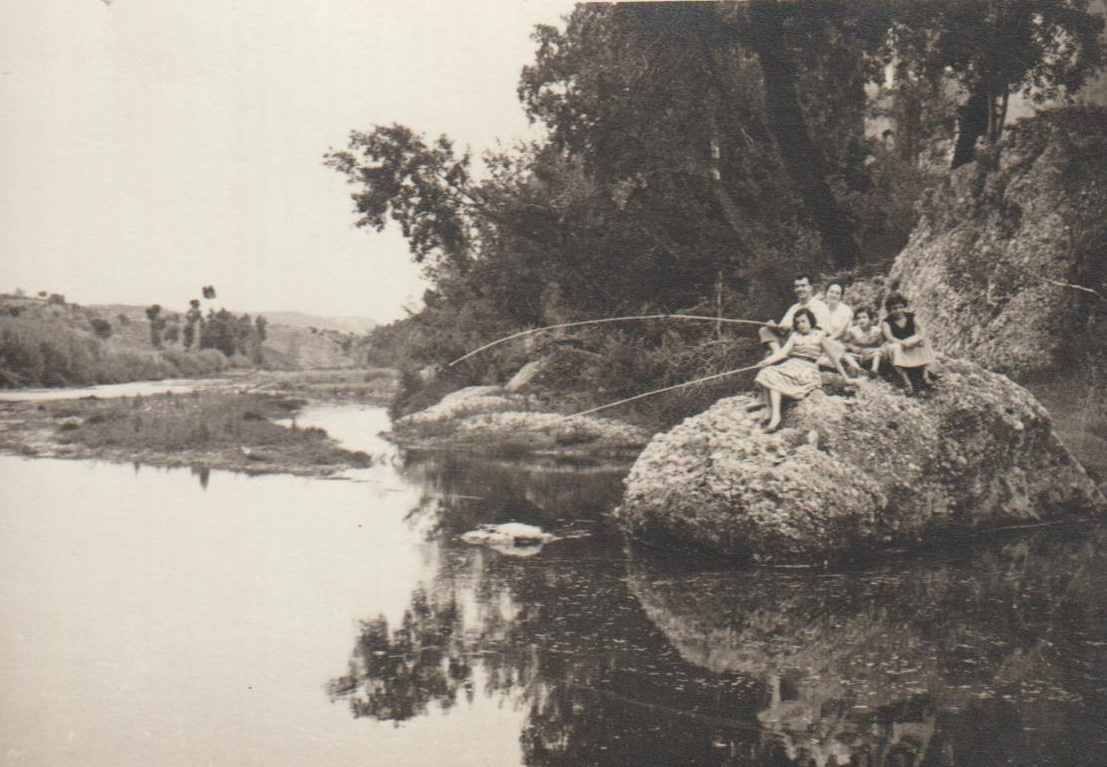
[1, 398, 1105, 766]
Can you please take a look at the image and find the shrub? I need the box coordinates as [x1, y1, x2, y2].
[89, 318, 113, 339]
[0, 315, 229, 389]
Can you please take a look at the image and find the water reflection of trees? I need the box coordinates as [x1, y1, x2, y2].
[330, 542, 769, 766]
[327, 588, 474, 722]
[330, 450, 1107, 766]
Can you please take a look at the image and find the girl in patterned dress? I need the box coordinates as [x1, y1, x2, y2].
[844, 306, 884, 376]
[754, 308, 854, 431]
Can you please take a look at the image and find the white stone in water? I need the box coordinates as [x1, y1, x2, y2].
[460, 522, 557, 557]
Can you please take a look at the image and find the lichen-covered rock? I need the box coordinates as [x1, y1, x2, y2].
[617, 359, 1105, 562]
[391, 384, 650, 455]
[889, 107, 1107, 376]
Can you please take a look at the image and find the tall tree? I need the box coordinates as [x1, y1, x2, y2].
[888, 0, 1105, 168]
[324, 125, 476, 281]
[739, 1, 893, 269]
[145, 304, 164, 349]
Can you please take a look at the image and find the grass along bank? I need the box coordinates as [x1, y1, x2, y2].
[0, 390, 373, 477]
[250, 367, 401, 402]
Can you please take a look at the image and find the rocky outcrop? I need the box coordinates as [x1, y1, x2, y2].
[617, 360, 1105, 563]
[391, 385, 650, 456]
[890, 107, 1107, 376]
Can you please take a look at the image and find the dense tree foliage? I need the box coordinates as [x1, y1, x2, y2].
[887, 0, 1105, 167]
[198, 308, 266, 361]
[335, 1, 1105, 401]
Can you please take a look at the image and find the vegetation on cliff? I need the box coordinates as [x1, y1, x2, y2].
[336, 2, 1105, 420]
[891, 106, 1107, 377]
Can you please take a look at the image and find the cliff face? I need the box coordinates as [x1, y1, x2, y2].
[617, 361, 1105, 564]
[889, 107, 1107, 377]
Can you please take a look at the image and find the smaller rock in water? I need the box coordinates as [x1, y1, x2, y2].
[460, 522, 557, 557]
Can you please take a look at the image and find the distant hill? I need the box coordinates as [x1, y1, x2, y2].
[0, 294, 367, 378]
[256, 311, 378, 334]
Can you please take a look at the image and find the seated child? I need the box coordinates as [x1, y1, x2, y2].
[844, 307, 884, 376]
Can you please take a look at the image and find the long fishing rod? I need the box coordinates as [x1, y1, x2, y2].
[448, 314, 768, 367]
[549, 362, 763, 423]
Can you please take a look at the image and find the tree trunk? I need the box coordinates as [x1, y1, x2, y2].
[747, 2, 860, 270]
[951, 84, 989, 169]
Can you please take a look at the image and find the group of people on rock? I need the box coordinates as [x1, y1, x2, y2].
[751, 274, 938, 431]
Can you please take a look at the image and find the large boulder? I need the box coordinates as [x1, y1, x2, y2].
[617, 360, 1105, 563]
[889, 107, 1107, 377]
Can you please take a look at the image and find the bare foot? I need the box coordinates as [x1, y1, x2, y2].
[765, 419, 781, 432]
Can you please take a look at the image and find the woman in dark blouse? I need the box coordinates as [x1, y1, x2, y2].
[881, 293, 937, 393]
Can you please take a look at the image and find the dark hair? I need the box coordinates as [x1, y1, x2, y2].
[884, 292, 909, 311]
[854, 306, 873, 320]
[793, 274, 813, 285]
[793, 307, 819, 330]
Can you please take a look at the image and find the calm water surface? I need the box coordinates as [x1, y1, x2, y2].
[1, 401, 1105, 766]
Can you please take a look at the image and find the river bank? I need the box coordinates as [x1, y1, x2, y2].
[0, 373, 386, 477]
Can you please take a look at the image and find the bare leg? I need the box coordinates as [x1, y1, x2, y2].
[843, 353, 862, 376]
[759, 387, 772, 422]
[895, 366, 914, 394]
[746, 386, 767, 413]
[766, 389, 782, 431]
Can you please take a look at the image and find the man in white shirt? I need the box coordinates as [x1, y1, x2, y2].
[759, 274, 831, 352]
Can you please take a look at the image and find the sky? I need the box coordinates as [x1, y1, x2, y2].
[0, 0, 576, 322]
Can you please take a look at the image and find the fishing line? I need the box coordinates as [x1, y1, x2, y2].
[448, 314, 768, 367]
[551, 362, 762, 422]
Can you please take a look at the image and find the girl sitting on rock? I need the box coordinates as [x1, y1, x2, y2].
[881, 293, 937, 394]
[754, 308, 854, 432]
[844, 306, 884, 376]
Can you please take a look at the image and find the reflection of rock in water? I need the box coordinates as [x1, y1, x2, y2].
[399, 452, 629, 539]
[628, 527, 1107, 766]
[327, 542, 774, 767]
[328, 441, 1107, 766]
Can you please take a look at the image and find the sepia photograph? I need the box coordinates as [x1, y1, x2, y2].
[2, 1, 1106, 765]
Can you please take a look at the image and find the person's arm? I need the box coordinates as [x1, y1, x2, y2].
[774, 303, 801, 329]
[811, 300, 831, 334]
[759, 335, 795, 367]
[881, 320, 897, 344]
[821, 333, 854, 380]
[902, 316, 926, 348]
